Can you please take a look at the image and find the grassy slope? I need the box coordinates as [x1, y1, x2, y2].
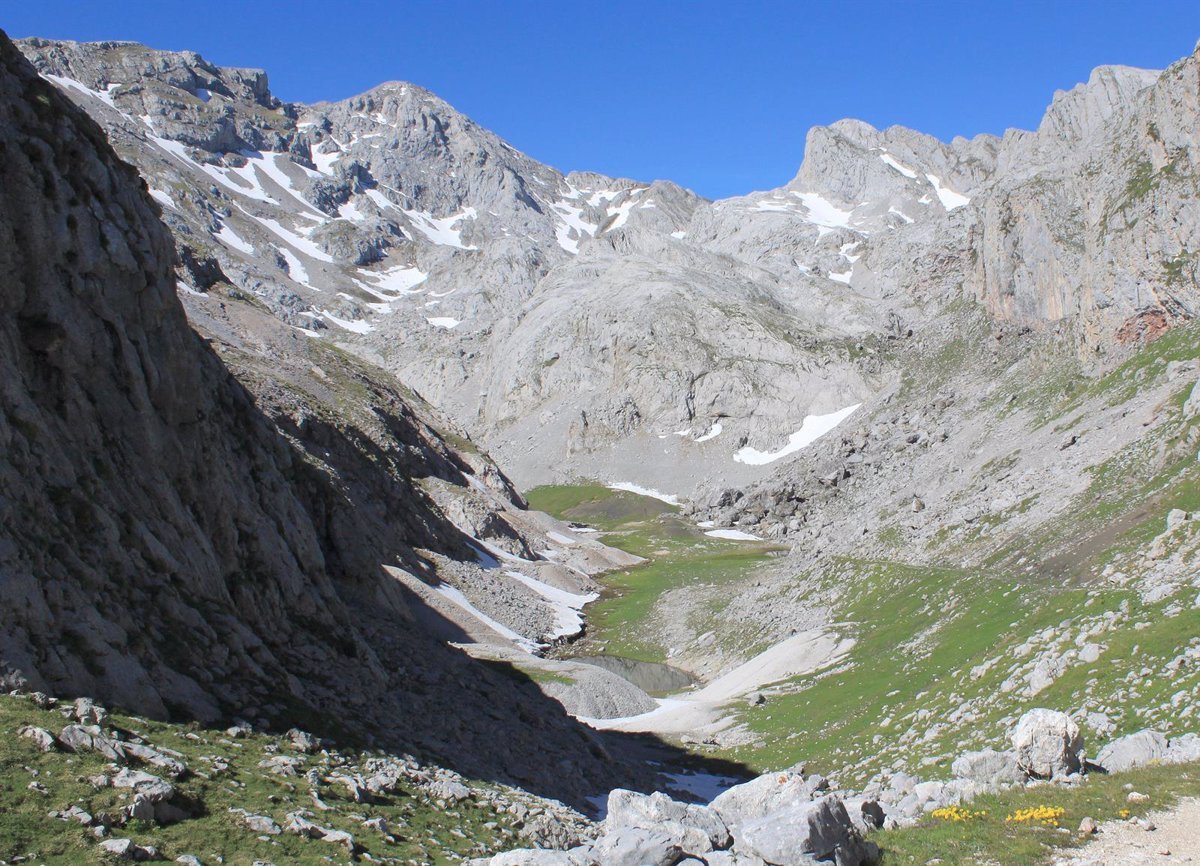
[0, 696, 520, 866]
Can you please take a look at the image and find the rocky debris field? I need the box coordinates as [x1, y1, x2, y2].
[0, 691, 593, 865]
[475, 708, 1200, 866]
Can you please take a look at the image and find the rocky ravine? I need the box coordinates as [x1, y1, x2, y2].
[0, 29, 663, 808]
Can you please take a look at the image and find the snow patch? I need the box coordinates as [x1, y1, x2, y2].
[148, 188, 176, 210]
[214, 223, 254, 255]
[792, 191, 855, 237]
[693, 422, 723, 443]
[356, 265, 427, 296]
[321, 311, 373, 334]
[277, 248, 311, 286]
[879, 151, 918, 179]
[433, 583, 539, 652]
[246, 212, 335, 262]
[504, 570, 597, 640]
[607, 482, 680, 506]
[403, 207, 478, 250]
[925, 173, 971, 211]
[426, 317, 461, 329]
[705, 529, 764, 541]
[734, 404, 861, 465]
[828, 269, 853, 285]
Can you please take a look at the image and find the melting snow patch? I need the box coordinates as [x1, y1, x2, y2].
[402, 207, 478, 249]
[792, 192, 855, 237]
[664, 771, 743, 804]
[277, 247, 311, 286]
[734, 404, 861, 465]
[356, 265, 427, 296]
[671, 230, 688, 239]
[246, 213, 335, 262]
[879, 151, 918, 179]
[214, 223, 254, 255]
[694, 422, 723, 443]
[321, 311, 373, 334]
[607, 482, 680, 506]
[504, 570, 597, 640]
[925, 173, 971, 211]
[426, 317, 461, 329]
[148, 188, 176, 210]
[888, 206, 915, 224]
[432, 583, 540, 652]
[44, 74, 119, 110]
[151, 135, 277, 204]
[705, 529, 764, 541]
[828, 269, 852, 285]
[546, 531, 577, 546]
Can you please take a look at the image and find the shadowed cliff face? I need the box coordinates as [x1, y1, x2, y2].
[0, 30, 707, 806]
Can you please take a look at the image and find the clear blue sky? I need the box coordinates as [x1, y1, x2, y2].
[7, 1, 1200, 199]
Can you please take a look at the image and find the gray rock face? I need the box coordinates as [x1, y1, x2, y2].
[589, 826, 685, 866]
[18, 34, 1200, 503]
[951, 748, 1023, 787]
[1095, 730, 1168, 771]
[1011, 709, 1083, 779]
[0, 31, 650, 808]
[605, 789, 732, 852]
[734, 797, 877, 866]
[710, 768, 824, 834]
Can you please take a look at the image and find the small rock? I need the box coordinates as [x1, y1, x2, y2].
[286, 728, 322, 754]
[18, 725, 56, 752]
[74, 697, 109, 727]
[1127, 791, 1150, 803]
[1078, 816, 1098, 834]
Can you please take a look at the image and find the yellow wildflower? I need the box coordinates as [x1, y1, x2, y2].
[1005, 805, 1066, 826]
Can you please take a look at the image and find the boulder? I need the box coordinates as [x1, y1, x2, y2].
[57, 724, 126, 761]
[1185, 378, 1200, 421]
[735, 797, 877, 866]
[286, 728, 322, 753]
[112, 769, 175, 803]
[18, 724, 56, 752]
[229, 808, 282, 835]
[590, 826, 685, 866]
[122, 742, 187, 777]
[99, 838, 159, 861]
[841, 797, 886, 833]
[710, 769, 818, 833]
[606, 789, 731, 851]
[1011, 708, 1082, 779]
[1095, 730, 1168, 772]
[950, 748, 1022, 788]
[1165, 732, 1200, 764]
[73, 697, 109, 727]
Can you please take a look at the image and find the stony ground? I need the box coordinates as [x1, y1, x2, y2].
[1053, 798, 1200, 866]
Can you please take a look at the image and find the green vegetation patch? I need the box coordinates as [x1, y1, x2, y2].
[878, 761, 1198, 866]
[0, 695, 518, 866]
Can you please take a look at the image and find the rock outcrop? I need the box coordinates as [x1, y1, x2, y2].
[0, 29, 646, 805]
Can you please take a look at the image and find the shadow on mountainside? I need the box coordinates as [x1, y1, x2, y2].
[0, 29, 752, 810]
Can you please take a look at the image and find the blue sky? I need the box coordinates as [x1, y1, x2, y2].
[7, 1, 1200, 198]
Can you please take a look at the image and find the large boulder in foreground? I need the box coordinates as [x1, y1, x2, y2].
[606, 789, 731, 852]
[1011, 709, 1082, 779]
[734, 796, 879, 866]
[710, 767, 822, 833]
